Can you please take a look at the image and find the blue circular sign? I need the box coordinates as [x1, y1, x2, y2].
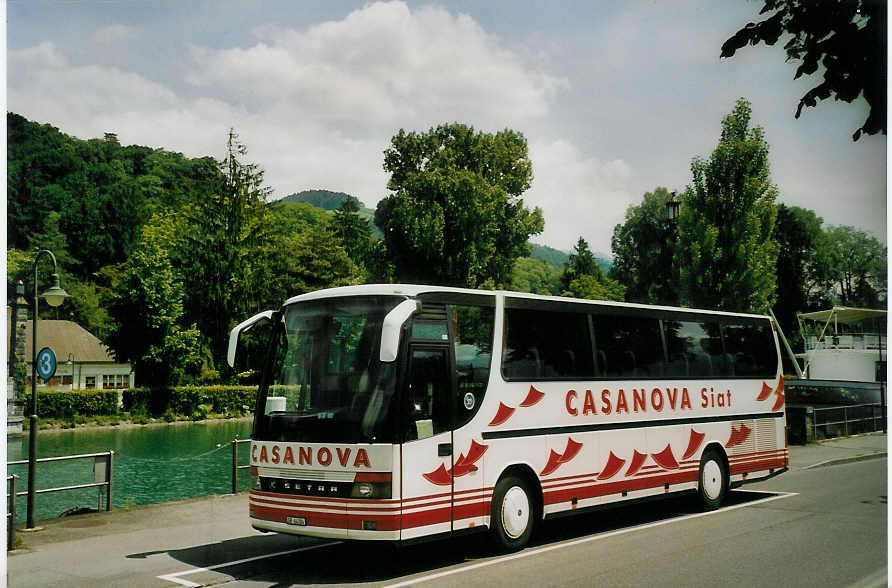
[36, 347, 57, 381]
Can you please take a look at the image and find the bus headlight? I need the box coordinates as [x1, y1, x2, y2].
[350, 473, 392, 499]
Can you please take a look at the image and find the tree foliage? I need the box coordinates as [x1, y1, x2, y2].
[561, 237, 626, 301]
[375, 123, 544, 287]
[814, 225, 887, 306]
[676, 99, 779, 313]
[509, 257, 562, 295]
[721, 0, 886, 140]
[609, 187, 680, 305]
[107, 216, 203, 387]
[772, 204, 827, 337]
[178, 130, 274, 369]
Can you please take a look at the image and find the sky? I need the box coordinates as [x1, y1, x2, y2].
[6, 0, 887, 255]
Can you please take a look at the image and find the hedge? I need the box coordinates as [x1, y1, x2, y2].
[21, 389, 119, 418]
[122, 386, 257, 417]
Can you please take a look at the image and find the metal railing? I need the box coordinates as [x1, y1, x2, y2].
[7, 475, 18, 550]
[232, 439, 252, 493]
[7, 451, 114, 524]
[813, 404, 884, 440]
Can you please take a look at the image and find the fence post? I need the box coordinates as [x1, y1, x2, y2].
[8, 475, 17, 551]
[232, 440, 238, 494]
[106, 451, 114, 512]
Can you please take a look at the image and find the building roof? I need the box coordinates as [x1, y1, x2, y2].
[8, 314, 116, 363]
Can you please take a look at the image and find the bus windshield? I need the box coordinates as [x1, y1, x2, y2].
[253, 295, 406, 444]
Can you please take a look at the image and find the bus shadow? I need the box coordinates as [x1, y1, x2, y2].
[144, 490, 780, 586]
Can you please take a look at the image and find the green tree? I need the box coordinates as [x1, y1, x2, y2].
[815, 225, 886, 306]
[609, 187, 680, 305]
[330, 197, 374, 272]
[107, 216, 202, 387]
[721, 0, 886, 140]
[676, 99, 779, 313]
[772, 204, 827, 338]
[563, 274, 626, 302]
[509, 257, 562, 295]
[560, 237, 626, 301]
[375, 124, 544, 287]
[180, 130, 272, 369]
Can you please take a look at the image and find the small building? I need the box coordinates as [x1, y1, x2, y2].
[12, 319, 134, 391]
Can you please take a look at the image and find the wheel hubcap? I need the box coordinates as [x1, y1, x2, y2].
[702, 460, 723, 500]
[501, 486, 530, 539]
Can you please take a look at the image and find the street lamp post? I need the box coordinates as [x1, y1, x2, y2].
[67, 353, 78, 390]
[26, 249, 70, 529]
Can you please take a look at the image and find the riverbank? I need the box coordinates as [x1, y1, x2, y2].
[20, 413, 254, 434]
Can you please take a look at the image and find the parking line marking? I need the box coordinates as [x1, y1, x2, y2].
[381, 492, 799, 588]
[157, 541, 341, 586]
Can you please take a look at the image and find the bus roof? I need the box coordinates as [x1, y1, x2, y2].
[284, 284, 772, 321]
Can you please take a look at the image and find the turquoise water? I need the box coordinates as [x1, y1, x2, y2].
[7, 419, 253, 524]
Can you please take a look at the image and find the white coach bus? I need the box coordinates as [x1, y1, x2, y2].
[228, 284, 787, 550]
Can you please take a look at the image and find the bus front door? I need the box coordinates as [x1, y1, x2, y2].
[400, 345, 454, 540]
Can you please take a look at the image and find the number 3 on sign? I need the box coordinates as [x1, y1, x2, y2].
[36, 347, 57, 381]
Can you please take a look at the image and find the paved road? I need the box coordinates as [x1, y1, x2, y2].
[8, 440, 886, 587]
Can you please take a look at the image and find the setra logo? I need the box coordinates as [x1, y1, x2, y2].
[251, 443, 372, 468]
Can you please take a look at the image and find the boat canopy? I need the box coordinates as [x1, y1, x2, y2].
[798, 307, 887, 324]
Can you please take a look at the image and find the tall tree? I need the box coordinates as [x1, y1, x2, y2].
[609, 187, 680, 305]
[561, 237, 626, 301]
[330, 197, 373, 272]
[773, 204, 827, 339]
[375, 124, 544, 287]
[676, 99, 779, 313]
[107, 216, 202, 387]
[180, 130, 272, 369]
[721, 0, 886, 141]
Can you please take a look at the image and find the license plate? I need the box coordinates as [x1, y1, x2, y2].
[286, 516, 307, 526]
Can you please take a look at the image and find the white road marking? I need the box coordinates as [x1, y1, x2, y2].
[155, 492, 798, 587]
[157, 541, 341, 586]
[381, 491, 799, 588]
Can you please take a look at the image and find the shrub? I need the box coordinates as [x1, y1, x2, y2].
[21, 389, 119, 418]
[122, 386, 257, 418]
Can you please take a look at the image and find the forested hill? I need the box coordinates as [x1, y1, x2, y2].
[281, 189, 363, 210]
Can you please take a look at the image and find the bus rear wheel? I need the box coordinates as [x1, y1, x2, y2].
[490, 474, 535, 551]
[698, 448, 728, 510]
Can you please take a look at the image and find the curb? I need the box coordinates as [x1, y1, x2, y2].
[801, 452, 887, 470]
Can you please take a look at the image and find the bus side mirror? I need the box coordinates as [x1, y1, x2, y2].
[380, 299, 421, 362]
[227, 310, 274, 368]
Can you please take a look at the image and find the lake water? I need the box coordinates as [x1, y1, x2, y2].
[7, 419, 253, 523]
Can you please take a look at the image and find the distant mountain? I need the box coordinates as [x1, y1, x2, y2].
[280, 189, 381, 238]
[529, 243, 611, 273]
[529, 244, 569, 268]
[281, 189, 363, 210]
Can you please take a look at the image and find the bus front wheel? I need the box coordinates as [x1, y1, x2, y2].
[490, 474, 535, 551]
[698, 448, 728, 510]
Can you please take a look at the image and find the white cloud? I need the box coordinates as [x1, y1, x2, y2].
[186, 1, 567, 128]
[527, 139, 636, 254]
[7, 2, 630, 254]
[94, 24, 137, 43]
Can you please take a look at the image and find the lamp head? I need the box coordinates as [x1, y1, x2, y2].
[41, 274, 70, 307]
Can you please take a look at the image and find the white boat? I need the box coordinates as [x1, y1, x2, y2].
[797, 307, 886, 383]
